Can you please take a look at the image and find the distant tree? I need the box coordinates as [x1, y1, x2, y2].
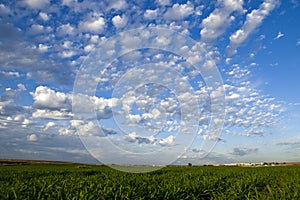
[188, 163, 192, 167]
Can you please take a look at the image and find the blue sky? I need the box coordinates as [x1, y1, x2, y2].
[0, 0, 300, 166]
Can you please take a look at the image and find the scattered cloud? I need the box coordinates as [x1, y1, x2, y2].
[43, 121, 55, 131]
[156, 0, 171, 6]
[144, 9, 158, 20]
[0, 0, 289, 164]
[112, 15, 128, 29]
[226, 0, 279, 56]
[39, 12, 49, 21]
[31, 86, 71, 111]
[164, 2, 194, 20]
[200, 0, 244, 42]
[274, 31, 284, 40]
[24, 0, 50, 9]
[79, 16, 106, 34]
[56, 24, 75, 36]
[229, 147, 258, 156]
[27, 134, 37, 142]
[107, 0, 127, 11]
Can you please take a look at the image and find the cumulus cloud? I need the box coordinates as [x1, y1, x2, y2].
[144, 9, 158, 20]
[204, 64, 283, 138]
[79, 16, 106, 34]
[124, 132, 156, 144]
[37, 43, 49, 52]
[164, 2, 194, 20]
[31, 86, 71, 111]
[17, 84, 26, 91]
[43, 121, 55, 130]
[0, 71, 20, 81]
[39, 12, 49, 21]
[32, 109, 73, 120]
[226, 0, 279, 56]
[107, 0, 127, 10]
[56, 23, 75, 36]
[27, 134, 38, 141]
[0, 0, 286, 164]
[28, 24, 52, 35]
[200, 0, 244, 42]
[112, 15, 128, 29]
[59, 50, 76, 58]
[24, 0, 50, 9]
[156, 0, 170, 6]
[159, 135, 175, 146]
[59, 120, 117, 137]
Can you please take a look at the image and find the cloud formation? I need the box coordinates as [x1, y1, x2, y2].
[0, 0, 285, 164]
[226, 0, 279, 56]
[200, 0, 244, 42]
[229, 147, 258, 156]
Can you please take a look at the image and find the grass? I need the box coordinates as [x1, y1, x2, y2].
[0, 164, 299, 199]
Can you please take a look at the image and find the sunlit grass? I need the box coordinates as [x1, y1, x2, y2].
[0, 164, 299, 199]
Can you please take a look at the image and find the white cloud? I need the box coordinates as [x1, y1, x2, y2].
[27, 134, 37, 141]
[13, 115, 33, 128]
[0, 71, 20, 79]
[79, 17, 106, 34]
[296, 39, 300, 46]
[274, 31, 284, 40]
[200, 0, 243, 42]
[28, 24, 52, 35]
[32, 109, 73, 120]
[124, 132, 156, 144]
[226, 93, 240, 102]
[112, 15, 128, 29]
[156, 0, 170, 6]
[226, 0, 279, 56]
[164, 2, 194, 20]
[37, 43, 49, 52]
[24, 0, 50, 9]
[59, 50, 76, 58]
[144, 9, 158, 20]
[249, 62, 258, 67]
[31, 86, 70, 110]
[39, 12, 49, 21]
[59, 120, 113, 137]
[108, 0, 127, 10]
[17, 83, 26, 91]
[61, 41, 73, 49]
[159, 135, 175, 146]
[90, 35, 99, 43]
[56, 24, 75, 36]
[43, 121, 55, 130]
[84, 44, 94, 52]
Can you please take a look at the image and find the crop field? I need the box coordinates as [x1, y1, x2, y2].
[0, 163, 300, 199]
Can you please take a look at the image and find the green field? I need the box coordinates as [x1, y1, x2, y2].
[0, 164, 300, 199]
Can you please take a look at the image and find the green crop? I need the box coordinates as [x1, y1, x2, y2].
[0, 164, 299, 199]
